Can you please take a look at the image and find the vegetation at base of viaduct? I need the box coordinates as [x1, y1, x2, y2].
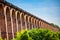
[14, 28, 60, 40]
[0, 28, 60, 40]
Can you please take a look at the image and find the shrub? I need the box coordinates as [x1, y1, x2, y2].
[0, 37, 2, 40]
[14, 28, 60, 40]
[14, 30, 33, 40]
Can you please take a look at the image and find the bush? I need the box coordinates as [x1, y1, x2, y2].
[0, 37, 2, 40]
[14, 28, 60, 40]
[14, 30, 33, 40]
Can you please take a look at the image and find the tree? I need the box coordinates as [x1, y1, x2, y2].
[50, 23, 60, 28]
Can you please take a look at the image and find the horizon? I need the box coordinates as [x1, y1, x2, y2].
[6, 0, 60, 27]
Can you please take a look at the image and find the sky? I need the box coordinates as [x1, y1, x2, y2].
[6, 0, 60, 27]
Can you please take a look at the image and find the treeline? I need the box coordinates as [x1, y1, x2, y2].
[50, 23, 60, 28]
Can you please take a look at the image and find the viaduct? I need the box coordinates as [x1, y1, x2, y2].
[0, 0, 60, 40]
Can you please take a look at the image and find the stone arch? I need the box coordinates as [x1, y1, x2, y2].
[40, 20, 42, 28]
[5, 6, 12, 40]
[24, 14, 28, 30]
[27, 15, 31, 29]
[31, 17, 34, 29]
[6, 6, 10, 21]
[12, 9, 17, 32]
[12, 9, 16, 20]
[36, 20, 39, 28]
[41, 21, 44, 28]
[30, 17, 32, 29]
[20, 12, 25, 30]
[31, 17, 34, 24]
[38, 20, 39, 28]
[17, 12, 21, 31]
[43, 22, 46, 28]
[39, 21, 41, 28]
[36, 19, 37, 28]
[10, 9, 17, 38]
[34, 18, 36, 28]
[28, 16, 31, 23]
[15, 11, 19, 32]
[24, 14, 28, 23]
[20, 12, 24, 21]
[32, 17, 35, 28]
[42, 21, 45, 27]
[28, 16, 31, 30]
[17, 12, 20, 19]
[35, 19, 38, 28]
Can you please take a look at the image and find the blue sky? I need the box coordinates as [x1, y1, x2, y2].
[6, 0, 60, 27]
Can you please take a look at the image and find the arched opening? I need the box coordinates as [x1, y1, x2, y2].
[0, 4, 6, 39]
[6, 7, 12, 40]
[30, 17, 33, 29]
[17, 12, 21, 31]
[12, 10, 17, 38]
[34, 19, 36, 28]
[39, 21, 41, 28]
[29, 17, 31, 29]
[36, 20, 39, 28]
[36, 19, 38, 28]
[41, 21, 43, 28]
[32, 18, 34, 28]
[21, 13, 24, 22]
[25, 15, 29, 29]
[28, 16, 31, 30]
[21, 13, 25, 29]
[12, 10, 16, 20]
[6, 7, 10, 21]
[32, 18, 34, 24]
[40, 20, 41, 27]
[25, 15, 28, 22]
[35, 19, 36, 28]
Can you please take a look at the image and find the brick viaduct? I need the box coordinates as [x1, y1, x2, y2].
[0, 0, 60, 40]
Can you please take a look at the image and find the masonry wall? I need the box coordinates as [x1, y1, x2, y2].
[0, 1, 60, 40]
